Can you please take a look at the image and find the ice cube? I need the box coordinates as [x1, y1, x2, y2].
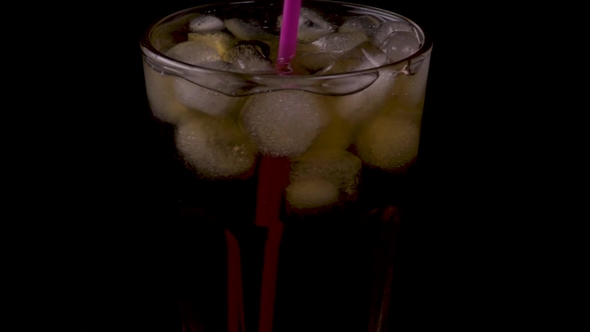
[172, 72, 247, 117]
[285, 178, 339, 209]
[291, 149, 361, 196]
[175, 113, 257, 178]
[165, 41, 249, 115]
[319, 41, 387, 74]
[380, 31, 420, 63]
[372, 21, 415, 46]
[222, 42, 274, 73]
[143, 60, 193, 125]
[355, 114, 420, 171]
[189, 15, 225, 32]
[240, 90, 331, 157]
[165, 40, 222, 65]
[338, 15, 380, 38]
[309, 32, 368, 53]
[224, 18, 275, 41]
[326, 67, 398, 123]
[187, 31, 235, 55]
[277, 7, 337, 43]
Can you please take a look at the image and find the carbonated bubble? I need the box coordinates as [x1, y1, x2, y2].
[380, 31, 420, 63]
[175, 113, 257, 178]
[355, 114, 420, 171]
[240, 91, 331, 157]
[189, 15, 225, 32]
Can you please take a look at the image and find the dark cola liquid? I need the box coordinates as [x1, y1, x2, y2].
[149, 117, 420, 332]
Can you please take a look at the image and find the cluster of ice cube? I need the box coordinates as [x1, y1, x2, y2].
[143, 7, 426, 189]
[290, 10, 420, 73]
[286, 149, 361, 209]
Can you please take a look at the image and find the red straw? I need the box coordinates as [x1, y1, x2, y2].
[256, 2, 300, 331]
[367, 206, 401, 332]
[225, 230, 246, 332]
[255, 157, 290, 332]
[276, 0, 301, 73]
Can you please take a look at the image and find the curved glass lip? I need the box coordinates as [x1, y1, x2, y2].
[140, 0, 432, 95]
[140, 0, 432, 79]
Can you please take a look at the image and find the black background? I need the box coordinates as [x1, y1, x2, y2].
[31, 1, 483, 331]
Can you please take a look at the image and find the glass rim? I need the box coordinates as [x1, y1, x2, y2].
[140, 0, 433, 95]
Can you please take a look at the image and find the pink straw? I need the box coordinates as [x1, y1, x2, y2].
[255, 3, 301, 332]
[276, 0, 301, 73]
